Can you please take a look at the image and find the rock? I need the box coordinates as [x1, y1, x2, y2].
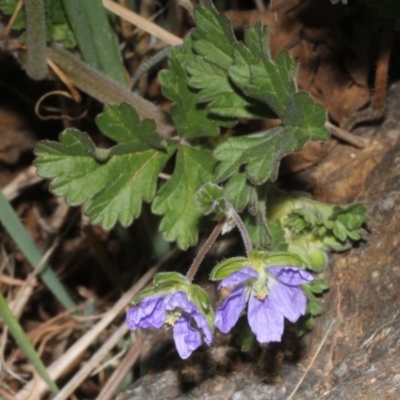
[117, 83, 400, 399]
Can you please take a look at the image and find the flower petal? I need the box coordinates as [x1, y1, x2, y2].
[268, 282, 307, 323]
[248, 294, 284, 343]
[218, 267, 258, 289]
[215, 284, 247, 333]
[268, 266, 313, 286]
[165, 291, 213, 346]
[173, 317, 202, 359]
[192, 311, 213, 345]
[126, 295, 166, 330]
[165, 291, 195, 314]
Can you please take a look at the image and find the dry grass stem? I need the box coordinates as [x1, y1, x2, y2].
[2, 166, 42, 201]
[16, 249, 178, 399]
[53, 323, 131, 400]
[325, 121, 369, 148]
[95, 336, 143, 400]
[287, 319, 337, 400]
[102, 0, 183, 46]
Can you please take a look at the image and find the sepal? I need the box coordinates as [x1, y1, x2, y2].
[210, 257, 248, 281]
[153, 272, 189, 286]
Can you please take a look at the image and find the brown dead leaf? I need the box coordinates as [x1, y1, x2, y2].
[0, 108, 35, 164]
[281, 139, 337, 174]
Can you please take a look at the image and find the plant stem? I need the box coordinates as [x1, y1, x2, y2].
[186, 217, 226, 282]
[25, 0, 47, 80]
[47, 45, 175, 138]
[227, 203, 253, 256]
[61, 0, 126, 85]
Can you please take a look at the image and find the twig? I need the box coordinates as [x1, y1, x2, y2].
[325, 121, 369, 148]
[94, 335, 143, 400]
[52, 324, 136, 400]
[102, 0, 183, 46]
[287, 319, 336, 400]
[254, 0, 266, 12]
[2, 166, 42, 201]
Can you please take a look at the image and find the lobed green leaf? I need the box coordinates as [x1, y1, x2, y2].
[152, 145, 216, 249]
[159, 36, 234, 138]
[35, 104, 173, 230]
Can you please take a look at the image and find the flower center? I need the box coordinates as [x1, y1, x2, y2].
[255, 286, 267, 300]
[166, 310, 181, 326]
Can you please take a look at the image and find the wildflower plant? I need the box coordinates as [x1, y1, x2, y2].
[34, 0, 368, 359]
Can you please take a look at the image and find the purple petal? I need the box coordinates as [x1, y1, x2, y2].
[218, 267, 258, 289]
[268, 266, 313, 286]
[192, 311, 213, 345]
[165, 291, 196, 314]
[126, 295, 166, 330]
[215, 284, 247, 333]
[248, 295, 284, 343]
[173, 317, 202, 359]
[268, 282, 307, 323]
[165, 291, 213, 346]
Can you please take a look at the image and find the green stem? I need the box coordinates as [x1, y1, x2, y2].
[0, 189, 75, 310]
[0, 291, 60, 395]
[25, 0, 48, 80]
[186, 217, 226, 282]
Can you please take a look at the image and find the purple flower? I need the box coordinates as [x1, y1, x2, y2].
[215, 266, 313, 343]
[126, 291, 213, 359]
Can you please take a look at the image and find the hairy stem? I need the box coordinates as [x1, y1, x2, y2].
[25, 0, 48, 80]
[47, 45, 175, 138]
[228, 203, 253, 256]
[186, 217, 226, 282]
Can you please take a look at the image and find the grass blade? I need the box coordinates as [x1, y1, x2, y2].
[61, 0, 127, 85]
[0, 290, 60, 395]
[0, 189, 75, 310]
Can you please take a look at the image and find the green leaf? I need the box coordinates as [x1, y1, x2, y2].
[61, 0, 126, 84]
[267, 220, 288, 252]
[195, 183, 226, 215]
[215, 121, 327, 187]
[35, 103, 173, 230]
[307, 299, 322, 316]
[187, 2, 273, 119]
[234, 316, 258, 352]
[308, 278, 330, 294]
[245, 212, 272, 250]
[297, 313, 314, 336]
[223, 173, 251, 211]
[96, 103, 163, 149]
[152, 145, 216, 249]
[159, 35, 234, 138]
[229, 21, 272, 88]
[191, 0, 237, 69]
